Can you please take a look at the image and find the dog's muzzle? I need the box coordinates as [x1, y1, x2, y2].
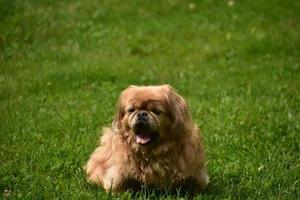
[134, 111, 158, 145]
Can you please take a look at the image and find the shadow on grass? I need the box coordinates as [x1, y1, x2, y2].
[86, 182, 211, 200]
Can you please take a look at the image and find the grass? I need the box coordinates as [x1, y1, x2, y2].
[0, 0, 299, 199]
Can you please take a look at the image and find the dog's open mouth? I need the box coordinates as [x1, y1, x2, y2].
[135, 133, 152, 145]
[135, 132, 159, 145]
[133, 122, 159, 145]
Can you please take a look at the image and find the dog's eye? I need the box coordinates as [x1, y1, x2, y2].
[127, 108, 135, 114]
[152, 109, 162, 115]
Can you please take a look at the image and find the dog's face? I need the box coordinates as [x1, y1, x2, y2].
[114, 85, 192, 148]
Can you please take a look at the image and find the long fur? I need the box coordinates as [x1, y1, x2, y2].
[85, 85, 209, 192]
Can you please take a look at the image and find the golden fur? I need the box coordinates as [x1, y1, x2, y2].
[85, 85, 209, 192]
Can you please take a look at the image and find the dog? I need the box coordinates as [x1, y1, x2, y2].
[85, 85, 209, 193]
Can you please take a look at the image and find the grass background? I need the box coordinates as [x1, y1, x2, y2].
[0, 0, 299, 199]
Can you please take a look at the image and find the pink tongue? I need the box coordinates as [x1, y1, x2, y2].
[136, 134, 151, 144]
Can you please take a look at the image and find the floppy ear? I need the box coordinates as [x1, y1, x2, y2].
[112, 90, 126, 133]
[112, 85, 136, 132]
[112, 96, 124, 132]
[163, 85, 193, 135]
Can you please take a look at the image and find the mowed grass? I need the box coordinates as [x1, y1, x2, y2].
[0, 0, 299, 199]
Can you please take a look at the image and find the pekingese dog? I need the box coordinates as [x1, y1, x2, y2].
[85, 85, 209, 193]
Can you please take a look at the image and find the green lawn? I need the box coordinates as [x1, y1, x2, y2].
[1, 0, 299, 199]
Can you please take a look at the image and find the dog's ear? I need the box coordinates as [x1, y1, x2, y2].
[112, 86, 135, 132]
[112, 90, 126, 133]
[112, 97, 124, 132]
[163, 85, 193, 135]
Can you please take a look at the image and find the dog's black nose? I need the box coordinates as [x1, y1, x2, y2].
[137, 111, 148, 122]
